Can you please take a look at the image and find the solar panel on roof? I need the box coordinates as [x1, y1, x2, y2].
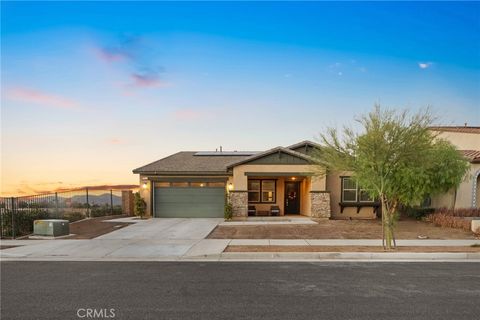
[194, 151, 258, 156]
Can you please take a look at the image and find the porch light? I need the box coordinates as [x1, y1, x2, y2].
[291, 177, 296, 181]
[228, 183, 234, 191]
[142, 182, 148, 189]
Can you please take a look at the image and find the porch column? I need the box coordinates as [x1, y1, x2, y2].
[310, 191, 331, 219]
[230, 191, 248, 217]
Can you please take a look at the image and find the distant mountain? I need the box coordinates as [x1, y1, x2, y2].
[59, 193, 122, 206]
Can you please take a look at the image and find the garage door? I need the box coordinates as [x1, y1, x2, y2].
[154, 184, 225, 218]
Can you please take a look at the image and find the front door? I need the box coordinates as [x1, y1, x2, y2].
[284, 181, 300, 214]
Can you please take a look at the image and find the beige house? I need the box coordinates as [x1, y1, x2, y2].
[133, 141, 378, 220]
[428, 126, 480, 209]
[133, 128, 479, 220]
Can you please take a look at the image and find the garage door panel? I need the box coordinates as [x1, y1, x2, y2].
[154, 187, 225, 218]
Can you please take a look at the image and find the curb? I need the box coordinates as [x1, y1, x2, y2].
[218, 251, 480, 261]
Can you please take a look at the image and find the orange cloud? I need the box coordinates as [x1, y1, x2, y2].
[6, 87, 80, 110]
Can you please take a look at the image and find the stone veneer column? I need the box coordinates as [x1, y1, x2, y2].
[310, 191, 331, 219]
[229, 191, 248, 218]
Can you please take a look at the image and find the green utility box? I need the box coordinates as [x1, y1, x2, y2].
[33, 219, 70, 237]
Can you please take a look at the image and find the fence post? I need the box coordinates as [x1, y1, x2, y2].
[86, 188, 90, 218]
[55, 192, 59, 216]
[10, 197, 16, 239]
[0, 200, 3, 239]
[110, 189, 114, 215]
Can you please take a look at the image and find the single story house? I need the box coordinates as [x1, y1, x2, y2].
[133, 141, 380, 219]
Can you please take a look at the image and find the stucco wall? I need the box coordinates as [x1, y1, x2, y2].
[230, 164, 325, 216]
[431, 163, 480, 209]
[231, 164, 325, 190]
[326, 171, 377, 219]
[138, 175, 152, 218]
[435, 131, 480, 150]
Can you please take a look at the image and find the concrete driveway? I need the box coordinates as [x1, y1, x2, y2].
[96, 218, 222, 240]
[0, 218, 228, 261]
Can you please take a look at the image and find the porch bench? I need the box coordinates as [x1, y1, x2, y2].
[256, 210, 270, 217]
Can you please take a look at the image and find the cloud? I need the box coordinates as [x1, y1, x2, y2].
[94, 47, 130, 63]
[418, 62, 433, 69]
[6, 87, 80, 110]
[93, 34, 166, 90]
[108, 138, 123, 145]
[130, 71, 165, 88]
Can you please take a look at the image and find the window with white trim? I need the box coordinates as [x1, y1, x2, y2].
[341, 177, 374, 203]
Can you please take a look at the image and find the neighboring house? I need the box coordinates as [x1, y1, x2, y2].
[133, 141, 379, 220]
[428, 126, 480, 209]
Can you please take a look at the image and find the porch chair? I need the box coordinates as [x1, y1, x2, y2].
[270, 205, 281, 216]
[248, 205, 257, 216]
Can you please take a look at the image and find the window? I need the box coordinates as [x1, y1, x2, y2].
[342, 177, 357, 202]
[171, 182, 189, 187]
[190, 182, 207, 187]
[261, 180, 276, 203]
[208, 182, 225, 187]
[359, 189, 373, 202]
[341, 177, 374, 203]
[248, 179, 276, 203]
[248, 180, 260, 202]
[156, 182, 170, 187]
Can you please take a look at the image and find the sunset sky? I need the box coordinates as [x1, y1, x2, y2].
[1, 1, 479, 196]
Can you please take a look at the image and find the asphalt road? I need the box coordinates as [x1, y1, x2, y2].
[1, 262, 479, 320]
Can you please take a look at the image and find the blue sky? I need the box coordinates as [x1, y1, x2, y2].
[1, 1, 479, 195]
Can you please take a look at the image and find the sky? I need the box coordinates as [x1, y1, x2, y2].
[1, 1, 479, 196]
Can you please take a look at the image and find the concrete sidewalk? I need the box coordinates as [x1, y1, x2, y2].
[1, 238, 479, 261]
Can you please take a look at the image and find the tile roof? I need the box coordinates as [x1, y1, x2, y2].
[429, 126, 480, 134]
[461, 150, 480, 163]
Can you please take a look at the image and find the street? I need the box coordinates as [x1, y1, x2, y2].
[1, 262, 479, 320]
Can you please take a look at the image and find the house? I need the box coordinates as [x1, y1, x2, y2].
[133, 141, 379, 219]
[428, 126, 480, 209]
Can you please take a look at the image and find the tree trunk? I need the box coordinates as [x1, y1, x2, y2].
[381, 197, 396, 250]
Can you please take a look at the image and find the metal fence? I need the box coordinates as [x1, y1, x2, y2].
[0, 188, 136, 239]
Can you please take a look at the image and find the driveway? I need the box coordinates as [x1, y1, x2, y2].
[96, 218, 222, 240]
[0, 218, 227, 260]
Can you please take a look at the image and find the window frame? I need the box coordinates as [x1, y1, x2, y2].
[248, 179, 276, 204]
[341, 177, 375, 203]
[341, 177, 358, 202]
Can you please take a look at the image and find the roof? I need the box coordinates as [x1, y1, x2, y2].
[133, 140, 320, 175]
[461, 150, 480, 163]
[286, 140, 322, 150]
[226, 146, 315, 168]
[429, 126, 480, 134]
[132, 152, 251, 174]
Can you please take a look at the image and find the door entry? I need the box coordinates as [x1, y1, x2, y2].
[284, 181, 300, 214]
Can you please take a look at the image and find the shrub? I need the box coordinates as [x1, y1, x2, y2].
[90, 204, 112, 217]
[403, 206, 435, 220]
[63, 211, 85, 222]
[134, 192, 146, 219]
[224, 203, 233, 220]
[425, 208, 480, 233]
[1, 209, 49, 237]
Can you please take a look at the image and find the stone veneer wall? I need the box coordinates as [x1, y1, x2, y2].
[310, 191, 331, 218]
[230, 191, 248, 217]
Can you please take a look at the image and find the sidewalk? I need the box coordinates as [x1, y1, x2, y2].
[1, 238, 479, 262]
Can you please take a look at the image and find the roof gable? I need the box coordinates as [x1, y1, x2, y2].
[287, 140, 321, 155]
[227, 147, 313, 168]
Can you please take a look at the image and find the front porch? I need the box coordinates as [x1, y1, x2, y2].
[228, 174, 331, 219]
